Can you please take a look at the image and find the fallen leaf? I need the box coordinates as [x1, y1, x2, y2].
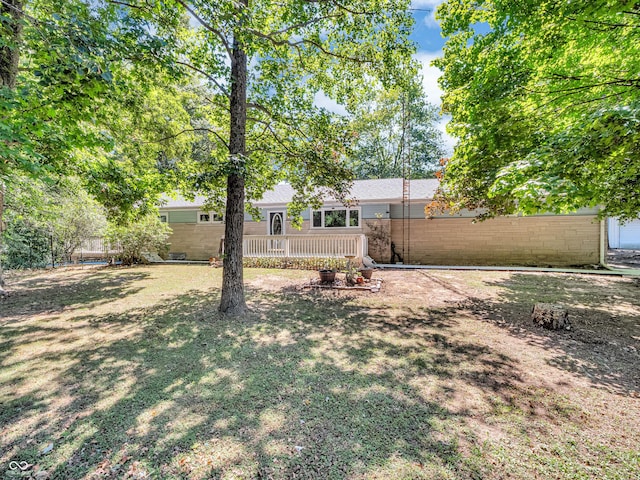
[39, 443, 54, 455]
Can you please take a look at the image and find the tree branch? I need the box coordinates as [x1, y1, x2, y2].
[528, 77, 640, 96]
[267, 12, 343, 36]
[172, 0, 233, 59]
[247, 28, 370, 63]
[247, 101, 307, 138]
[566, 15, 640, 29]
[106, 0, 150, 11]
[175, 60, 230, 98]
[152, 127, 229, 149]
[247, 115, 301, 158]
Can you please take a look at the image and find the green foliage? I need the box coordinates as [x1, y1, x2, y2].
[434, 0, 640, 221]
[348, 83, 446, 179]
[1, 0, 193, 217]
[138, 0, 418, 220]
[50, 186, 107, 262]
[243, 256, 348, 271]
[1, 0, 418, 308]
[1, 218, 50, 269]
[1, 177, 107, 268]
[105, 215, 172, 265]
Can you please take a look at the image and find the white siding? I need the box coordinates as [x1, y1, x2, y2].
[609, 217, 640, 249]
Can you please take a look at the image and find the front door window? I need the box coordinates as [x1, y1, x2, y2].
[270, 212, 283, 236]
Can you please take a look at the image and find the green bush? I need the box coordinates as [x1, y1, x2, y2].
[1, 219, 50, 269]
[242, 257, 348, 271]
[1, 177, 107, 269]
[106, 216, 171, 265]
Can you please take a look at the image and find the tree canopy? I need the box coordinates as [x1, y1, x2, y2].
[1, 0, 418, 310]
[348, 82, 445, 179]
[0, 0, 195, 291]
[125, 0, 418, 313]
[434, 0, 640, 221]
[2, 176, 107, 268]
[1, 0, 192, 216]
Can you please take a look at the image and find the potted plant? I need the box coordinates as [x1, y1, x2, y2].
[318, 268, 336, 283]
[359, 267, 373, 280]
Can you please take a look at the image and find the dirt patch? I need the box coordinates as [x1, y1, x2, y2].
[290, 268, 640, 397]
[607, 249, 640, 269]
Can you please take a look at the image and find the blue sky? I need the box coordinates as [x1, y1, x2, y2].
[411, 0, 447, 52]
[409, 0, 454, 152]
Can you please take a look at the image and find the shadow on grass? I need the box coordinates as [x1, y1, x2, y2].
[462, 273, 640, 396]
[0, 269, 150, 375]
[0, 268, 149, 320]
[0, 277, 542, 479]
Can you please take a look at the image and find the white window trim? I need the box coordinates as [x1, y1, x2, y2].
[197, 210, 224, 224]
[159, 214, 168, 223]
[310, 207, 361, 229]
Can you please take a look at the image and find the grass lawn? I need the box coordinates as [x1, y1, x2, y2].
[1, 265, 639, 479]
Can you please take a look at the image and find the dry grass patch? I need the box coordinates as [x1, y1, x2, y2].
[0, 265, 638, 479]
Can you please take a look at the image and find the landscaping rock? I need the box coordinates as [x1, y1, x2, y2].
[532, 303, 571, 330]
[140, 252, 164, 263]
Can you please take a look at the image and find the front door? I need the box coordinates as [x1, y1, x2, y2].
[269, 211, 284, 236]
[268, 211, 285, 252]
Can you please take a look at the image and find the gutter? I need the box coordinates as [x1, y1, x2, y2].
[600, 218, 607, 268]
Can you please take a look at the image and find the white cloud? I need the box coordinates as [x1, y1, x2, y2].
[415, 50, 444, 105]
[411, 0, 444, 29]
[415, 50, 456, 154]
[437, 116, 456, 154]
[313, 91, 348, 115]
[410, 0, 444, 7]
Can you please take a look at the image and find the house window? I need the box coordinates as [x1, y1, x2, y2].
[349, 209, 359, 227]
[311, 207, 360, 228]
[197, 211, 223, 223]
[313, 211, 322, 228]
[159, 214, 168, 223]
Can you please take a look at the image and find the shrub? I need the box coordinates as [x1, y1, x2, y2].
[1, 219, 50, 269]
[106, 216, 171, 265]
[242, 257, 348, 271]
[1, 179, 107, 269]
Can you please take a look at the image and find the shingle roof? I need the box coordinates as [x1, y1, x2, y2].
[161, 178, 439, 209]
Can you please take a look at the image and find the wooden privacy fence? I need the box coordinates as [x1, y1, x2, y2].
[242, 234, 368, 261]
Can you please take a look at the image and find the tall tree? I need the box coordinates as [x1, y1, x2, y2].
[433, 1, 640, 220]
[132, 0, 417, 314]
[348, 82, 445, 179]
[0, 0, 23, 293]
[0, 0, 192, 292]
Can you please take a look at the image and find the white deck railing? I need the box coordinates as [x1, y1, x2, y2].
[243, 234, 368, 260]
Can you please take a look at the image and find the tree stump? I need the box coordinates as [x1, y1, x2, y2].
[532, 303, 571, 330]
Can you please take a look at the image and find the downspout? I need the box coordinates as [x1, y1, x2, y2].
[599, 218, 607, 268]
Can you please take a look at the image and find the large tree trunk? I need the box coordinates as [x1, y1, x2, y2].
[219, 15, 248, 315]
[0, 0, 23, 295]
[0, 184, 5, 294]
[0, 0, 22, 89]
